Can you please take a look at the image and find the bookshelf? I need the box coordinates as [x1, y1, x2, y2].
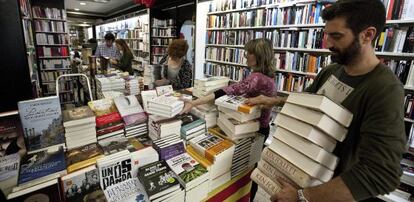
[150, 18, 178, 64]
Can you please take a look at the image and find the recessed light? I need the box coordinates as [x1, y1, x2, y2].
[74, 8, 80, 11]
[80, 2, 86, 5]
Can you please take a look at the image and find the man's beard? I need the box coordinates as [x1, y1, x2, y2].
[330, 38, 361, 65]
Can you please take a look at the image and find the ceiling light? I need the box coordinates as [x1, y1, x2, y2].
[74, 8, 80, 11]
[80, 2, 86, 5]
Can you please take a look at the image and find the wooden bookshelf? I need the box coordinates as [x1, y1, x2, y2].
[150, 18, 177, 64]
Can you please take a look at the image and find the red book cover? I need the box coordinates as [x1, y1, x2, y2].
[96, 112, 122, 127]
[96, 123, 124, 136]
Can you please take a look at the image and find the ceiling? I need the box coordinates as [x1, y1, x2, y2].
[65, 0, 138, 17]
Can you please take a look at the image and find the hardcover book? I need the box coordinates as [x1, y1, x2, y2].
[65, 143, 104, 173]
[0, 114, 26, 157]
[60, 165, 100, 202]
[98, 150, 133, 190]
[62, 106, 95, 127]
[138, 160, 181, 200]
[88, 98, 118, 117]
[0, 153, 20, 194]
[18, 146, 67, 185]
[114, 95, 147, 125]
[18, 96, 65, 153]
[104, 178, 148, 202]
[165, 152, 209, 190]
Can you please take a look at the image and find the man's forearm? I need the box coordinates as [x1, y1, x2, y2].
[304, 177, 355, 202]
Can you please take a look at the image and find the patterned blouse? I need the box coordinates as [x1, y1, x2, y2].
[223, 72, 277, 128]
[159, 55, 193, 90]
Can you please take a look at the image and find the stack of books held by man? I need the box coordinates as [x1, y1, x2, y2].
[166, 152, 210, 201]
[148, 115, 182, 141]
[114, 95, 148, 137]
[152, 135, 185, 161]
[88, 99, 125, 142]
[177, 114, 206, 142]
[62, 106, 97, 150]
[10, 146, 67, 196]
[191, 103, 218, 128]
[147, 95, 184, 118]
[192, 76, 229, 98]
[209, 127, 264, 178]
[188, 132, 235, 191]
[138, 160, 184, 202]
[251, 93, 353, 200]
[124, 76, 141, 95]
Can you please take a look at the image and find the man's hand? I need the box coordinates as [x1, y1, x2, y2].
[271, 180, 299, 202]
[179, 101, 194, 115]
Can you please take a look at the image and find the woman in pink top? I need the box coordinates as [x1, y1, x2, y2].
[180, 38, 277, 136]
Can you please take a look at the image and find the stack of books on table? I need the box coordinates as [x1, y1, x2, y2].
[138, 160, 184, 202]
[9, 146, 67, 198]
[124, 76, 141, 95]
[192, 76, 229, 98]
[166, 152, 210, 201]
[251, 93, 353, 199]
[62, 106, 97, 150]
[95, 75, 125, 99]
[88, 99, 125, 142]
[191, 103, 218, 128]
[143, 65, 163, 89]
[152, 135, 185, 161]
[177, 114, 206, 142]
[114, 95, 148, 137]
[60, 165, 102, 202]
[148, 115, 182, 141]
[188, 133, 235, 192]
[126, 137, 159, 169]
[209, 127, 264, 178]
[147, 95, 184, 118]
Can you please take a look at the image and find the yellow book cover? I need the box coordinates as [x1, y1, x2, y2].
[205, 139, 233, 162]
[186, 145, 212, 168]
[66, 143, 104, 173]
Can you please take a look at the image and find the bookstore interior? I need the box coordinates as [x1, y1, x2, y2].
[1, 0, 414, 201]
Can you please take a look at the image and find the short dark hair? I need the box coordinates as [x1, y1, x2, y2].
[104, 33, 115, 41]
[322, 0, 386, 40]
[168, 39, 189, 58]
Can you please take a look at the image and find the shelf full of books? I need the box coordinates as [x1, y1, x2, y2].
[150, 18, 177, 64]
[203, 0, 414, 95]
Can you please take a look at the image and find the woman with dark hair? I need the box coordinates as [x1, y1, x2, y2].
[155, 39, 192, 90]
[110, 39, 134, 74]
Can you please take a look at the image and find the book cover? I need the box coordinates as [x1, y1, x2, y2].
[62, 106, 95, 127]
[141, 90, 157, 112]
[104, 178, 148, 202]
[159, 141, 185, 160]
[250, 168, 281, 196]
[99, 136, 129, 155]
[7, 179, 62, 202]
[98, 151, 133, 190]
[18, 146, 67, 184]
[156, 85, 174, 96]
[18, 96, 65, 152]
[0, 153, 20, 193]
[61, 166, 100, 202]
[138, 160, 180, 200]
[165, 153, 209, 189]
[0, 114, 26, 157]
[214, 95, 258, 114]
[114, 95, 145, 117]
[65, 143, 104, 173]
[88, 99, 118, 117]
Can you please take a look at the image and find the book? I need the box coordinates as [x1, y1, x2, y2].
[60, 165, 100, 202]
[88, 98, 118, 117]
[141, 90, 158, 112]
[257, 160, 299, 189]
[217, 105, 260, 123]
[97, 150, 133, 190]
[99, 136, 130, 155]
[215, 95, 259, 114]
[114, 95, 147, 125]
[138, 160, 181, 200]
[274, 114, 336, 152]
[261, 147, 323, 188]
[0, 114, 26, 157]
[62, 106, 95, 127]
[286, 92, 353, 127]
[281, 103, 348, 142]
[189, 132, 235, 163]
[18, 96, 65, 153]
[218, 112, 260, 135]
[186, 145, 225, 180]
[156, 85, 174, 96]
[0, 153, 20, 195]
[165, 152, 209, 190]
[216, 118, 257, 141]
[250, 168, 282, 197]
[268, 139, 334, 182]
[65, 143, 104, 173]
[103, 178, 148, 202]
[18, 146, 67, 185]
[7, 179, 62, 201]
[194, 76, 229, 87]
[274, 127, 338, 170]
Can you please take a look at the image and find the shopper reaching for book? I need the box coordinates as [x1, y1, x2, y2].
[247, 0, 406, 201]
[110, 39, 134, 75]
[154, 39, 192, 90]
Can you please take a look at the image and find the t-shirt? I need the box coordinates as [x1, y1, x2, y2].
[306, 63, 406, 200]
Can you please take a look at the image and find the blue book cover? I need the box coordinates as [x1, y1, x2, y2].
[18, 146, 66, 184]
[18, 96, 65, 152]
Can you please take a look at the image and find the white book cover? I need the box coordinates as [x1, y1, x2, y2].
[113, 95, 144, 117]
[286, 92, 353, 127]
[217, 119, 257, 141]
[218, 106, 260, 123]
[218, 112, 260, 135]
[215, 95, 258, 114]
[149, 95, 184, 109]
[194, 76, 229, 87]
[274, 114, 336, 152]
[156, 85, 174, 96]
[141, 90, 157, 112]
[281, 103, 348, 142]
[274, 127, 338, 170]
[104, 178, 148, 202]
[268, 139, 334, 182]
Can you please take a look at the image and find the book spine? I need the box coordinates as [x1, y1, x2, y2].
[257, 160, 300, 189]
[250, 168, 281, 196]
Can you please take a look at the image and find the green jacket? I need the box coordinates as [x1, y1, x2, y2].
[117, 52, 133, 74]
[306, 63, 406, 200]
